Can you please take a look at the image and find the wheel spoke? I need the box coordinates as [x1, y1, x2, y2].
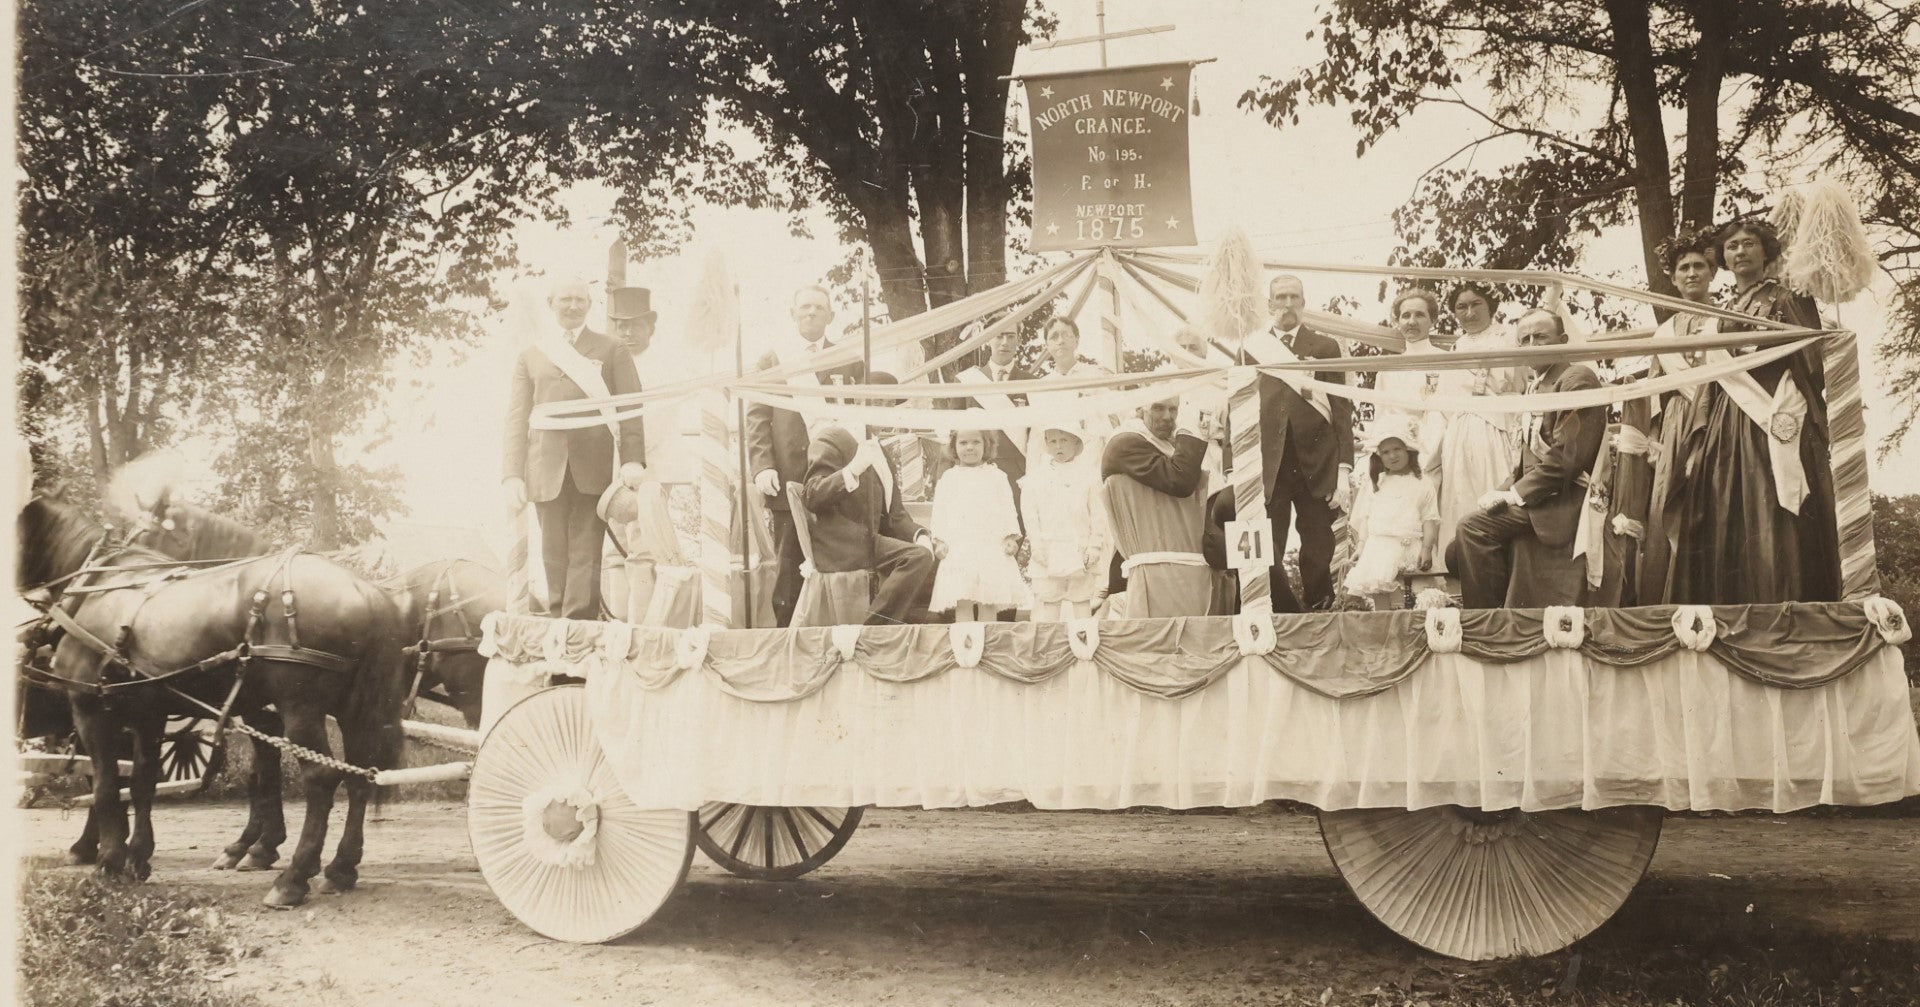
[779, 808, 811, 862]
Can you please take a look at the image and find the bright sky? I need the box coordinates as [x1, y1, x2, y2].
[363, 0, 1920, 553]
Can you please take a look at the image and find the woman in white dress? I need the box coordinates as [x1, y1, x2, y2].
[1435, 283, 1521, 568]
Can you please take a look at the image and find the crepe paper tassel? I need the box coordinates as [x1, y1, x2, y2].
[1670, 605, 1717, 652]
[698, 389, 735, 628]
[1226, 366, 1272, 612]
[948, 622, 985, 669]
[1771, 184, 1805, 244]
[1199, 227, 1265, 349]
[102, 448, 188, 524]
[1542, 606, 1585, 649]
[1824, 334, 1881, 599]
[1863, 596, 1913, 646]
[1781, 177, 1877, 303]
[1231, 611, 1277, 657]
[467, 686, 694, 943]
[1319, 805, 1663, 960]
[684, 247, 738, 355]
[1423, 606, 1463, 654]
[1412, 587, 1454, 611]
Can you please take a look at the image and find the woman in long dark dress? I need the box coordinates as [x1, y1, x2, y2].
[1668, 219, 1842, 604]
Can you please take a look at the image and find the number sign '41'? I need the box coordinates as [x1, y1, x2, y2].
[1224, 517, 1275, 573]
[1023, 61, 1197, 252]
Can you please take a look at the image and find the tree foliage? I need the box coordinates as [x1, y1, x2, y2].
[1242, 1, 1920, 426]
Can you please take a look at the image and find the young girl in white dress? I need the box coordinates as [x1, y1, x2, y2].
[930, 428, 1030, 621]
[1343, 423, 1440, 610]
[1018, 423, 1108, 621]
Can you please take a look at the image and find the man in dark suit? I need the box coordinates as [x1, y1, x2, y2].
[801, 421, 936, 626]
[744, 284, 866, 627]
[1447, 310, 1607, 608]
[1241, 274, 1354, 612]
[503, 277, 647, 620]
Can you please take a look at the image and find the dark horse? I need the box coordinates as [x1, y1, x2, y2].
[132, 499, 500, 878]
[141, 499, 504, 727]
[17, 497, 410, 907]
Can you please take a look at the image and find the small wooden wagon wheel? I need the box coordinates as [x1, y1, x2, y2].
[694, 802, 864, 881]
[160, 716, 225, 796]
[468, 685, 694, 943]
[1319, 805, 1663, 960]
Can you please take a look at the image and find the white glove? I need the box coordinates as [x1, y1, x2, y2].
[619, 462, 647, 488]
[1329, 466, 1353, 512]
[754, 468, 781, 497]
[503, 477, 528, 513]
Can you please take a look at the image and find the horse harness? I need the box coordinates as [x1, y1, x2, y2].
[401, 559, 485, 707]
[26, 548, 359, 701]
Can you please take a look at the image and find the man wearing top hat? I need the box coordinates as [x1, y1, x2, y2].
[502, 276, 648, 620]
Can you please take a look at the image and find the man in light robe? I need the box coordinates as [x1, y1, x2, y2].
[1100, 396, 1214, 619]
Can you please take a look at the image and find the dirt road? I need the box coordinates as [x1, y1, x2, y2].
[19, 803, 1920, 1006]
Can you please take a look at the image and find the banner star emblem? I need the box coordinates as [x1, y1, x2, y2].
[1165, 216, 1182, 230]
[1160, 76, 1174, 91]
[1039, 84, 1055, 100]
[1045, 221, 1060, 236]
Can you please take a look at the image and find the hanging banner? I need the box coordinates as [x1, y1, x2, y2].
[1024, 60, 1197, 252]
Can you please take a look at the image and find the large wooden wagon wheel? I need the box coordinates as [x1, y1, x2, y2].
[694, 802, 864, 881]
[467, 685, 694, 943]
[160, 716, 224, 796]
[1319, 805, 1663, 960]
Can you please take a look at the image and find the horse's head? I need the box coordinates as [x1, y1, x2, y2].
[17, 496, 108, 591]
[128, 496, 265, 561]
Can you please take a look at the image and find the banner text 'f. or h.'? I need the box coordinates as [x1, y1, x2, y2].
[1025, 61, 1197, 252]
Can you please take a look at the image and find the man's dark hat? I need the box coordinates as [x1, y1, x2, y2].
[608, 286, 657, 322]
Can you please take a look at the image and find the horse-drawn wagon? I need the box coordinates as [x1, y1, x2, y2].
[453, 254, 1920, 961]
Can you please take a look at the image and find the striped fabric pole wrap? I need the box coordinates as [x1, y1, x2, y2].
[699, 389, 736, 628]
[1099, 250, 1123, 371]
[1227, 366, 1271, 611]
[505, 506, 533, 615]
[891, 433, 926, 501]
[1823, 331, 1880, 599]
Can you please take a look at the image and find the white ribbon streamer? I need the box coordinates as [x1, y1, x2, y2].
[1067, 619, 1101, 661]
[1231, 612, 1277, 657]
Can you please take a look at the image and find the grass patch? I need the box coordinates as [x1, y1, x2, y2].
[17, 867, 256, 1007]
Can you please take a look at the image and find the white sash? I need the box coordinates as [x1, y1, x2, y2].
[955, 365, 1026, 458]
[1241, 328, 1332, 423]
[1651, 315, 1719, 414]
[1694, 347, 1810, 514]
[530, 330, 621, 449]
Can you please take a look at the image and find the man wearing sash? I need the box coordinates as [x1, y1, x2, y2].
[1101, 396, 1214, 618]
[1446, 310, 1606, 608]
[1239, 274, 1353, 613]
[745, 284, 867, 627]
[502, 277, 647, 620]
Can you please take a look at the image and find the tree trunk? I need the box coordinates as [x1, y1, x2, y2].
[961, 0, 1021, 298]
[1604, 0, 1678, 291]
[1678, 4, 1733, 231]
